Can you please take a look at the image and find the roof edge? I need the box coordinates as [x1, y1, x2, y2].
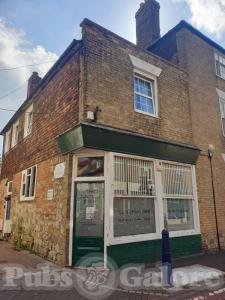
[1, 39, 81, 135]
[149, 20, 225, 55]
[80, 18, 188, 73]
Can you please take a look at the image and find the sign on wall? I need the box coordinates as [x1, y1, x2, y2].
[54, 162, 65, 179]
[47, 189, 54, 200]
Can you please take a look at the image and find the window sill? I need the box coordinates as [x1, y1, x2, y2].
[11, 143, 18, 150]
[216, 74, 225, 81]
[134, 109, 159, 119]
[20, 197, 35, 202]
[107, 230, 201, 246]
[23, 133, 31, 139]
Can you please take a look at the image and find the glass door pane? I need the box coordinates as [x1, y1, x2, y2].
[75, 182, 104, 237]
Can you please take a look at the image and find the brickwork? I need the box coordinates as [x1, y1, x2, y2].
[81, 20, 194, 146]
[1, 44, 81, 179]
[0, 43, 81, 265]
[151, 26, 225, 251]
[0, 19, 207, 266]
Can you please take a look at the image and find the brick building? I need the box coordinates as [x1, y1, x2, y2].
[1, 0, 223, 267]
[149, 19, 225, 252]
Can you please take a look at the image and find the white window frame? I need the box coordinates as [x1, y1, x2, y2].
[162, 162, 198, 237]
[129, 54, 161, 118]
[11, 120, 19, 148]
[73, 152, 106, 182]
[216, 88, 225, 137]
[24, 104, 33, 138]
[4, 129, 11, 154]
[70, 150, 107, 266]
[112, 154, 160, 244]
[20, 165, 37, 201]
[215, 53, 225, 80]
[69, 150, 200, 266]
[6, 181, 13, 196]
[107, 153, 200, 246]
[219, 97, 225, 137]
[134, 74, 157, 117]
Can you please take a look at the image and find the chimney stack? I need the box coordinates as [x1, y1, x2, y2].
[27, 71, 42, 98]
[136, 0, 160, 49]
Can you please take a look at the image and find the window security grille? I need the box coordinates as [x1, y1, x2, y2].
[162, 163, 194, 231]
[162, 163, 193, 197]
[114, 156, 155, 197]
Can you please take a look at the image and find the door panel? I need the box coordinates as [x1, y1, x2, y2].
[73, 182, 104, 265]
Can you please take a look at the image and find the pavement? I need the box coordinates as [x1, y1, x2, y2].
[1, 241, 225, 300]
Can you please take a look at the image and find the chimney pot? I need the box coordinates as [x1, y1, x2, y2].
[136, 0, 161, 49]
[27, 71, 42, 98]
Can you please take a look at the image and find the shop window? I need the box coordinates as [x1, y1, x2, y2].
[114, 156, 156, 237]
[77, 157, 104, 177]
[162, 163, 195, 231]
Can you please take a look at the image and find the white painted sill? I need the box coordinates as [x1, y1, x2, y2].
[20, 197, 35, 202]
[108, 230, 201, 246]
[134, 109, 159, 119]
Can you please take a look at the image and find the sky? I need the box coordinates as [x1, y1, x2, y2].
[0, 0, 225, 155]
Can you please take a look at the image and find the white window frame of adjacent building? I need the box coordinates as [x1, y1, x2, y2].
[219, 97, 225, 137]
[4, 129, 11, 154]
[11, 120, 19, 148]
[216, 88, 225, 137]
[20, 165, 37, 201]
[215, 53, 225, 80]
[129, 54, 162, 118]
[24, 104, 33, 138]
[106, 152, 200, 246]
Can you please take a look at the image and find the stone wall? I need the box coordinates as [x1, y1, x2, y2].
[10, 154, 72, 266]
[0, 43, 81, 265]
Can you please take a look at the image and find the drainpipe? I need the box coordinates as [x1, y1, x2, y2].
[208, 145, 221, 251]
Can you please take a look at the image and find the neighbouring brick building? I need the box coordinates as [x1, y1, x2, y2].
[1, 0, 224, 267]
[149, 19, 225, 252]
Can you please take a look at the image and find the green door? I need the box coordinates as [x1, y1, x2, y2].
[73, 182, 104, 265]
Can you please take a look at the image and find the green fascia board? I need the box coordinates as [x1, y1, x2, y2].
[108, 234, 202, 267]
[57, 125, 84, 154]
[57, 123, 200, 164]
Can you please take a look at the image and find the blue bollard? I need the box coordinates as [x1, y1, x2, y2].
[162, 229, 172, 287]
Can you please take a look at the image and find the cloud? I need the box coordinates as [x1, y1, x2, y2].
[0, 17, 58, 152]
[0, 17, 58, 85]
[175, 0, 225, 37]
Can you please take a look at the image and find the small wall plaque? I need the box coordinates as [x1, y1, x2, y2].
[47, 189, 54, 200]
[54, 162, 65, 179]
